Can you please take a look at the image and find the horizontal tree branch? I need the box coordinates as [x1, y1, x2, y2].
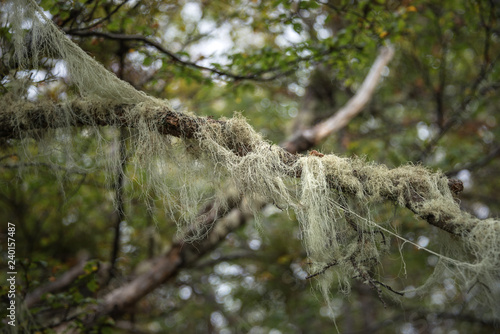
[0, 96, 467, 237]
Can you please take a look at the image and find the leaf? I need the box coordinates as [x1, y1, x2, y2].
[50, 6, 59, 15]
[86, 280, 99, 292]
[143, 57, 153, 66]
[293, 22, 302, 33]
[83, 260, 99, 274]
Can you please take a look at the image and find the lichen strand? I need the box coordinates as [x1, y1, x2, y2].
[197, 116, 297, 207]
[3, 0, 500, 320]
[190, 115, 499, 316]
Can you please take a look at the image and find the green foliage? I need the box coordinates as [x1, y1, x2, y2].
[0, 0, 499, 333]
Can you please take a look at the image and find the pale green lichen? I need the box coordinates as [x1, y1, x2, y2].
[2, 0, 499, 321]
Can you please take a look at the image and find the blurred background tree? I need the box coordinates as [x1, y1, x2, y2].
[0, 0, 499, 333]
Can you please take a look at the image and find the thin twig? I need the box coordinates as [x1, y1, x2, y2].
[372, 279, 404, 296]
[306, 260, 339, 279]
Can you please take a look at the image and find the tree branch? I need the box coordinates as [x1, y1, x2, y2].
[446, 145, 500, 177]
[7, 46, 486, 331]
[64, 29, 342, 82]
[84, 203, 248, 329]
[0, 59, 468, 238]
[28, 47, 401, 329]
[23, 256, 100, 308]
[282, 45, 395, 153]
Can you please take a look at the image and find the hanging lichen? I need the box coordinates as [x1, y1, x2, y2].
[1, 0, 499, 321]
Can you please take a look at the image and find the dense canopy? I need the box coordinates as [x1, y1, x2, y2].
[0, 0, 499, 333]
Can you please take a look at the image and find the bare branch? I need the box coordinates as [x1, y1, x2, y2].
[312, 46, 395, 141]
[283, 45, 395, 153]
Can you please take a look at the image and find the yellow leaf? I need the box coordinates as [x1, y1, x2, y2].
[379, 31, 389, 38]
[277, 255, 290, 264]
[407, 6, 417, 12]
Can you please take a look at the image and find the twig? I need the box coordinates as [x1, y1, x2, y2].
[446, 145, 500, 176]
[79, 0, 129, 31]
[372, 279, 404, 296]
[306, 260, 338, 279]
